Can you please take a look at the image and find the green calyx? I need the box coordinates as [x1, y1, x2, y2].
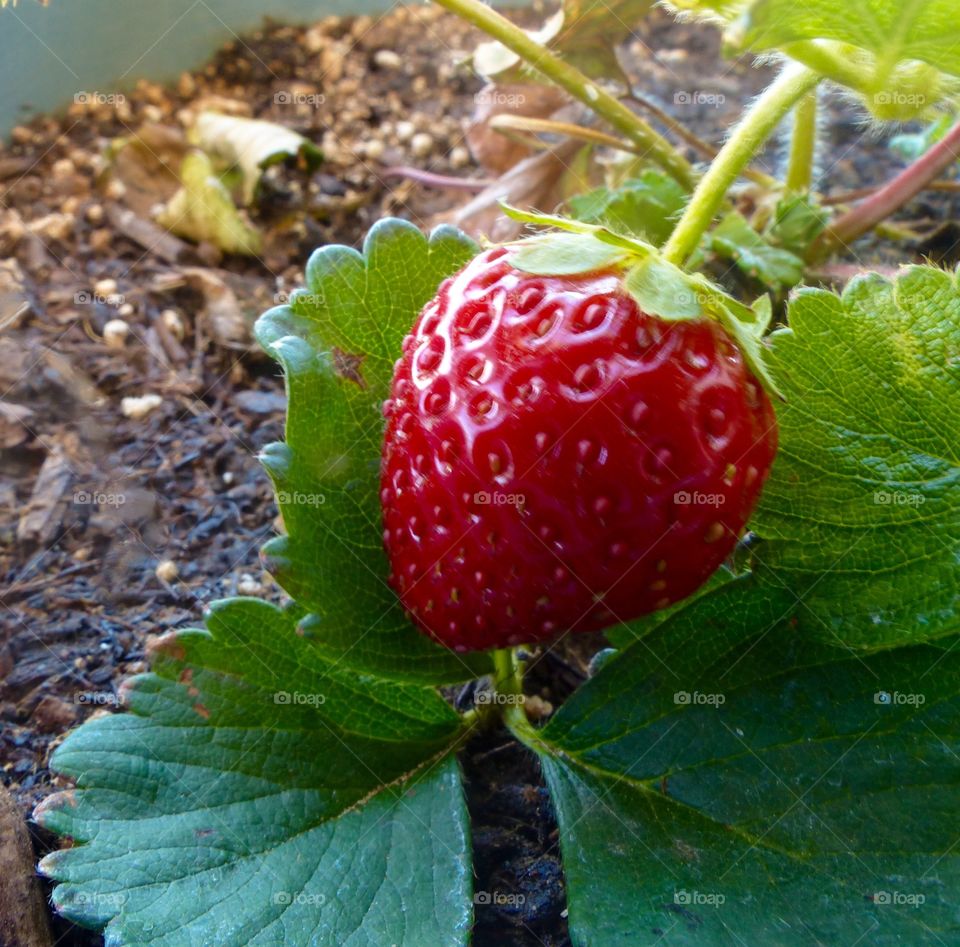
[500, 203, 784, 398]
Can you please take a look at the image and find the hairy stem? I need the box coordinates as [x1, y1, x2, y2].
[662, 64, 821, 267]
[810, 118, 960, 259]
[785, 90, 817, 193]
[431, 0, 695, 189]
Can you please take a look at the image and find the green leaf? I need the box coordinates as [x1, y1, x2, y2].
[37, 598, 473, 946]
[766, 194, 828, 258]
[739, 0, 960, 81]
[255, 219, 490, 683]
[510, 231, 633, 275]
[194, 111, 323, 205]
[532, 577, 960, 946]
[753, 265, 960, 649]
[157, 151, 262, 256]
[710, 211, 805, 289]
[568, 171, 689, 246]
[623, 256, 705, 320]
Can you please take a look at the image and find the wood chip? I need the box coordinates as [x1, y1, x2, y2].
[0, 783, 53, 947]
[17, 445, 73, 547]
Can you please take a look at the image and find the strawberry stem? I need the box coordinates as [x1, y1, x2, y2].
[662, 63, 822, 268]
[491, 647, 524, 707]
[785, 90, 818, 194]
[430, 0, 696, 189]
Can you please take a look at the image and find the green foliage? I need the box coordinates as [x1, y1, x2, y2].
[256, 219, 490, 684]
[533, 577, 960, 946]
[739, 0, 960, 80]
[710, 211, 805, 289]
[567, 171, 689, 245]
[37, 599, 473, 946]
[753, 265, 960, 650]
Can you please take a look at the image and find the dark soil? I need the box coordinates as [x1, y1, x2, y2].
[2, 6, 958, 947]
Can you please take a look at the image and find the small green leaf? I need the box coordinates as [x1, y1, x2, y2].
[194, 111, 323, 205]
[889, 111, 956, 161]
[568, 171, 689, 246]
[534, 576, 960, 946]
[510, 231, 633, 275]
[157, 151, 262, 256]
[711, 211, 805, 289]
[753, 264, 960, 649]
[767, 194, 828, 258]
[623, 256, 705, 320]
[37, 598, 473, 946]
[255, 219, 490, 684]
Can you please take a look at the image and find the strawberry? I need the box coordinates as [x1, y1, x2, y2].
[380, 245, 777, 652]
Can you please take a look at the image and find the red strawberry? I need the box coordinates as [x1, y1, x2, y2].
[380, 246, 777, 652]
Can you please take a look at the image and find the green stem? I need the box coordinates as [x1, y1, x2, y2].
[784, 41, 868, 94]
[662, 64, 822, 267]
[492, 647, 523, 702]
[785, 90, 817, 193]
[431, 0, 695, 189]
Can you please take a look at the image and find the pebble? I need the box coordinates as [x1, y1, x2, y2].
[104, 178, 126, 201]
[364, 139, 385, 161]
[236, 574, 263, 596]
[102, 319, 129, 349]
[155, 559, 179, 583]
[450, 145, 471, 169]
[94, 278, 118, 298]
[28, 213, 73, 242]
[51, 158, 75, 181]
[121, 394, 163, 419]
[374, 49, 403, 70]
[395, 120, 415, 142]
[161, 308, 185, 340]
[410, 132, 434, 157]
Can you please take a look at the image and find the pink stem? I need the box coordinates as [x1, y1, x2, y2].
[381, 166, 493, 192]
[811, 119, 960, 259]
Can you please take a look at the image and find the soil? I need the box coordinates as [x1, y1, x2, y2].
[1, 6, 958, 947]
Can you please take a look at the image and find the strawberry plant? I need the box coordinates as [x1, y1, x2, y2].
[35, 0, 960, 944]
